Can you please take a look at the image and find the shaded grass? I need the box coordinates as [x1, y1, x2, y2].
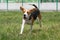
[0, 11, 60, 40]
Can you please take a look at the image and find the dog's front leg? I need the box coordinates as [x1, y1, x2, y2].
[30, 17, 34, 33]
[20, 19, 25, 34]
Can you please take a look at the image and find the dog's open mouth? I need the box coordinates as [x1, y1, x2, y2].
[24, 16, 27, 19]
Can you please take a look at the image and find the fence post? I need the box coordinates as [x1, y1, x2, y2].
[7, 0, 8, 10]
[22, 0, 23, 6]
[38, 0, 40, 10]
[0, 0, 1, 3]
[56, 0, 58, 11]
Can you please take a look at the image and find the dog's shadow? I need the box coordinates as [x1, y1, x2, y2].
[24, 29, 42, 34]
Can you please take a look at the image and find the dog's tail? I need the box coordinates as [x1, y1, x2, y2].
[29, 4, 38, 8]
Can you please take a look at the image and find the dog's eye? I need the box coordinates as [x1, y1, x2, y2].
[27, 12, 29, 13]
[27, 11, 30, 14]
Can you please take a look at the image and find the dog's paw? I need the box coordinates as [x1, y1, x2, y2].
[19, 32, 22, 35]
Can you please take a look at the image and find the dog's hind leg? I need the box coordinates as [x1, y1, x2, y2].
[38, 13, 42, 27]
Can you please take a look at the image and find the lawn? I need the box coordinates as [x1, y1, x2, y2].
[0, 11, 60, 40]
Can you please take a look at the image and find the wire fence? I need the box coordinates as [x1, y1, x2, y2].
[0, 0, 59, 11]
[0, 0, 60, 3]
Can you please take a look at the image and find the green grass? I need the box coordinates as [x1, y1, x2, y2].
[0, 11, 60, 40]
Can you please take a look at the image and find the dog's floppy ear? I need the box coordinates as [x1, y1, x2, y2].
[20, 6, 26, 13]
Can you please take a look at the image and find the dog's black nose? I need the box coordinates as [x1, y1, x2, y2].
[24, 14, 26, 19]
[24, 14, 26, 17]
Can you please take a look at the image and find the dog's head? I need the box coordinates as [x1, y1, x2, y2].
[20, 6, 36, 19]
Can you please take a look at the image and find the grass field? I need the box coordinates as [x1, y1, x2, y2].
[0, 11, 60, 40]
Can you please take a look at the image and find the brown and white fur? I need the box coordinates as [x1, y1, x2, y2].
[20, 4, 41, 34]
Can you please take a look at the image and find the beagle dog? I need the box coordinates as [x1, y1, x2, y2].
[20, 4, 41, 34]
